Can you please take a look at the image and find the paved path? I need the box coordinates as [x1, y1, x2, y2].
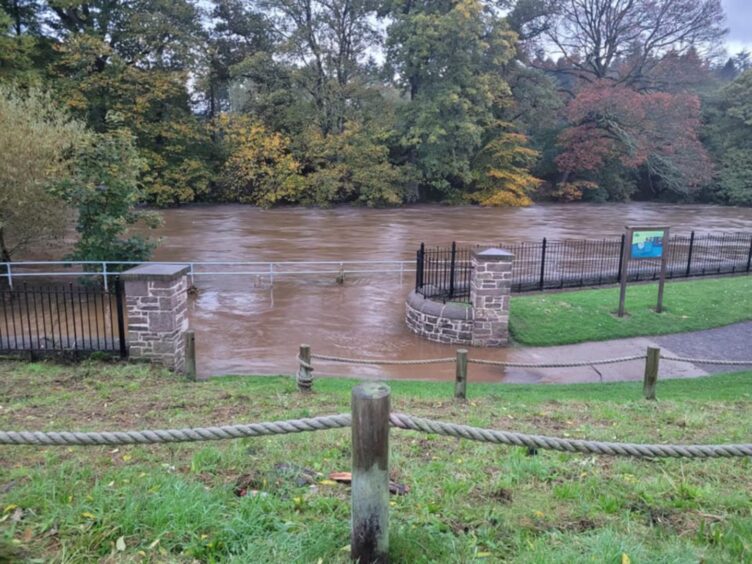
[499, 321, 752, 384]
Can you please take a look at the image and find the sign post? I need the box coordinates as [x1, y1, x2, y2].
[617, 226, 670, 317]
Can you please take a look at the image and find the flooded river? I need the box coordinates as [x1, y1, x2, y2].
[142, 202, 752, 381]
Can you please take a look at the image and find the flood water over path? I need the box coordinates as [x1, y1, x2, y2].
[146, 203, 752, 381]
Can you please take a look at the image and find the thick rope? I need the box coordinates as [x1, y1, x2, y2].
[296, 355, 314, 371]
[661, 356, 752, 366]
[0, 414, 351, 446]
[467, 354, 646, 368]
[309, 353, 455, 366]
[3, 412, 752, 458]
[389, 413, 752, 458]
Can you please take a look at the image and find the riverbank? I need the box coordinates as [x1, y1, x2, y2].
[510, 275, 752, 346]
[2, 361, 752, 562]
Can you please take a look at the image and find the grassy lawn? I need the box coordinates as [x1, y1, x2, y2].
[509, 275, 752, 346]
[2, 362, 752, 562]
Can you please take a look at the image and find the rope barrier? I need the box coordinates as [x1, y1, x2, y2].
[661, 355, 752, 366]
[467, 354, 646, 368]
[3, 412, 752, 458]
[388, 413, 752, 458]
[309, 353, 455, 366]
[0, 414, 351, 446]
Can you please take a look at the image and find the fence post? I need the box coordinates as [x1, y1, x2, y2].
[449, 241, 457, 299]
[685, 231, 695, 278]
[6, 263, 12, 291]
[643, 347, 660, 401]
[115, 279, 127, 360]
[539, 237, 547, 291]
[416, 243, 425, 293]
[455, 349, 468, 400]
[747, 235, 752, 273]
[617, 234, 626, 283]
[351, 383, 390, 564]
[102, 262, 109, 291]
[297, 344, 313, 392]
[184, 330, 196, 381]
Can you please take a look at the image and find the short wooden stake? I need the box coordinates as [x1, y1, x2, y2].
[643, 346, 660, 400]
[297, 344, 313, 392]
[455, 349, 468, 400]
[184, 330, 196, 381]
[351, 383, 390, 563]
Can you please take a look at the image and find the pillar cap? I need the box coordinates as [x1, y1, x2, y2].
[121, 264, 190, 281]
[472, 248, 514, 260]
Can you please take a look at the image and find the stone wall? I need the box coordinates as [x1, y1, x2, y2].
[405, 248, 513, 347]
[122, 264, 189, 372]
[405, 291, 474, 345]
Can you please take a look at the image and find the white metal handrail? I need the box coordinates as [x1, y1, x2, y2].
[1, 260, 416, 290]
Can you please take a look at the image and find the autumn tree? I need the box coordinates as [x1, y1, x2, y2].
[556, 80, 713, 200]
[471, 126, 542, 206]
[219, 114, 305, 207]
[48, 0, 214, 205]
[0, 85, 88, 261]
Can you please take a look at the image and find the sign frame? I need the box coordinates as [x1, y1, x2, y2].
[617, 226, 671, 317]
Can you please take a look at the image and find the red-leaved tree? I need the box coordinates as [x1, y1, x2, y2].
[556, 81, 713, 198]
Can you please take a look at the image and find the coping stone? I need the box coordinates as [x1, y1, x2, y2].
[121, 264, 190, 281]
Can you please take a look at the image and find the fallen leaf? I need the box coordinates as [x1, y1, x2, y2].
[622, 554, 631, 564]
[328, 472, 352, 483]
[81, 512, 96, 520]
[22, 527, 33, 543]
[116, 536, 126, 552]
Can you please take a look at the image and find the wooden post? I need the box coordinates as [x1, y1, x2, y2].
[455, 349, 468, 400]
[351, 383, 390, 564]
[297, 344, 313, 392]
[184, 330, 196, 381]
[643, 346, 660, 400]
[617, 230, 630, 317]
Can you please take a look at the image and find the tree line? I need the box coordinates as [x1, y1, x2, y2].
[1, 0, 751, 258]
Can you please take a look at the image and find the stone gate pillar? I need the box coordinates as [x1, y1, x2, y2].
[470, 248, 513, 347]
[122, 264, 189, 372]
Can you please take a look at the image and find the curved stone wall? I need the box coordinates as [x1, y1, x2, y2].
[405, 291, 473, 345]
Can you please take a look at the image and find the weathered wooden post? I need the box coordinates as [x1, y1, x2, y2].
[297, 344, 313, 392]
[643, 346, 660, 400]
[351, 383, 390, 563]
[455, 349, 468, 400]
[184, 330, 196, 381]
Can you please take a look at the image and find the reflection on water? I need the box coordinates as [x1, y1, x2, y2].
[138, 203, 752, 380]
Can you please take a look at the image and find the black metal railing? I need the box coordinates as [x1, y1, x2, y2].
[416, 232, 752, 299]
[415, 242, 473, 303]
[0, 282, 127, 358]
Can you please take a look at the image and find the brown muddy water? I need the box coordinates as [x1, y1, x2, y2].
[138, 202, 752, 382]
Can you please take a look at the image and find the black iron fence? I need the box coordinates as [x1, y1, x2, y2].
[0, 282, 127, 358]
[416, 231, 752, 299]
[415, 242, 473, 302]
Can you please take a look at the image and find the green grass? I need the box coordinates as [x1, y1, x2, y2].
[509, 275, 752, 346]
[2, 362, 752, 562]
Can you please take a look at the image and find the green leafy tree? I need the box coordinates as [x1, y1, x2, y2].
[298, 122, 414, 207]
[384, 0, 517, 198]
[0, 85, 88, 261]
[57, 122, 160, 263]
[703, 70, 752, 205]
